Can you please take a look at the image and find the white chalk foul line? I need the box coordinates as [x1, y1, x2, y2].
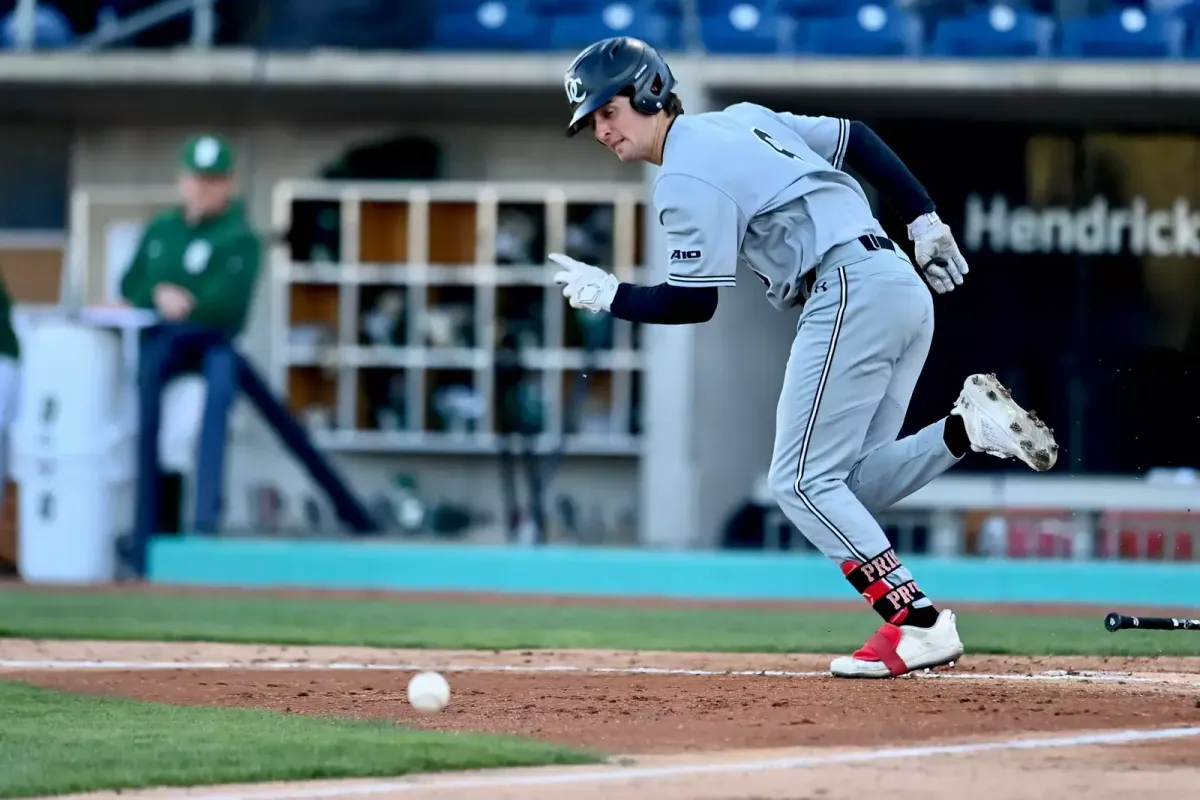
[1, 659, 1196, 687]
[140, 725, 1200, 800]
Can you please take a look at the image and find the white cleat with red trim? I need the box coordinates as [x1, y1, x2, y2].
[829, 609, 964, 679]
[951, 373, 1058, 472]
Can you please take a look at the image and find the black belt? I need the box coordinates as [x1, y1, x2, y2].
[859, 235, 897, 253]
[804, 235, 896, 294]
[857, 233, 895, 253]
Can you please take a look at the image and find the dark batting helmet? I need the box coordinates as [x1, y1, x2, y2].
[563, 37, 676, 138]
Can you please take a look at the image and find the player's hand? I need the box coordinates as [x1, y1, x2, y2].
[908, 212, 968, 294]
[153, 283, 195, 320]
[548, 252, 619, 314]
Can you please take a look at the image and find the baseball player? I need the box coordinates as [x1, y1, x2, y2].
[550, 37, 1058, 679]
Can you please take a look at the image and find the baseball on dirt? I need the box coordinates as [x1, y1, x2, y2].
[407, 671, 451, 713]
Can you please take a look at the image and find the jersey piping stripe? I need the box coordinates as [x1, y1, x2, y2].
[668, 274, 738, 286]
[792, 266, 867, 562]
[832, 119, 849, 171]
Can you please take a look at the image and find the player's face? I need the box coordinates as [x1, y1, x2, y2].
[179, 172, 235, 217]
[592, 96, 653, 162]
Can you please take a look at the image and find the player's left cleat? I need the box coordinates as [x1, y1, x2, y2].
[951, 373, 1058, 471]
[829, 609, 964, 679]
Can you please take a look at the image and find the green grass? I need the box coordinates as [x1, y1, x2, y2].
[0, 681, 597, 799]
[2, 589, 1197, 656]
[0, 681, 597, 800]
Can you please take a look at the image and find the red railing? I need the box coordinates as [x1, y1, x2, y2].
[998, 510, 1076, 559]
[1097, 511, 1200, 561]
[972, 509, 1200, 561]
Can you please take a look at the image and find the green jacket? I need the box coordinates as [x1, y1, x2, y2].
[0, 271, 18, 359]
[120, 198, 262, 338]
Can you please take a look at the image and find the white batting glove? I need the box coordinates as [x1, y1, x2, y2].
[548, 252, 619, 313]
[908, 212, 969, 294]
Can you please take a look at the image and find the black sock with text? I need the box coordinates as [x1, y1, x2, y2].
[841, 548, 939, 627]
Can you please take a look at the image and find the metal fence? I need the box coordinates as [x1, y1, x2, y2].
[9, 0, 215, 50]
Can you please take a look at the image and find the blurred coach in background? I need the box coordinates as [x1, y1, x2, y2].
[118, 134, 262, 564]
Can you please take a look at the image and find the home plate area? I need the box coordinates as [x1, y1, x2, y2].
[3, 640, 1200, 799]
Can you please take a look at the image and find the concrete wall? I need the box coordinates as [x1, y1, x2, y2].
[691, 278, 801, 547]
[148, 536, 1200, 607]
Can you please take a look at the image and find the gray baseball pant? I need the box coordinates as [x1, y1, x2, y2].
[766, 241, 961, 606]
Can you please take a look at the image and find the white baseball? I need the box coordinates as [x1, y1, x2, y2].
[407, 671, 451, 713]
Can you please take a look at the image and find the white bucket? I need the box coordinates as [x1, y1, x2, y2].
[10, 316, 136, 583]
[16, 451, 134, 583]
[15, 317, 129, 451]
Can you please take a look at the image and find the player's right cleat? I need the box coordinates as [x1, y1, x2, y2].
[829, 609, 964, 679]
[950, 373, 1058, 471]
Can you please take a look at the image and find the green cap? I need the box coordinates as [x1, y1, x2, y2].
[180, 133, 235, 175]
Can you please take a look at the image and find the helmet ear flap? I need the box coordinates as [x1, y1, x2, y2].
[632, 72, 668, 115]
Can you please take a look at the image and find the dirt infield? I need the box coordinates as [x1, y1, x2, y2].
[3, 583, 1200, 797]
[3, 639, 1200, 799]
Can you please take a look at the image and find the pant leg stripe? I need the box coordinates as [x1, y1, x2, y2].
[792, 266, 866, 561]
[795, 487, 864, 561]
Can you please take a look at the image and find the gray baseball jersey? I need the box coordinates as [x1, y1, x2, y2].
[654, 102, 888, 310]
[652, 103, 963, 620]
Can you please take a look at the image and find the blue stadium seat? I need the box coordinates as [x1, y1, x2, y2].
[695, 0, 772, 9]
[928, 5, 1053, 57]
[530, 0, 612, 11]
[1058, 7, 1184, 58]
[1173, 0, 1200, 22]
[1169, 0, 1200, 54]
[441, 0, 512, 10]
[700, 3, 787, 53]
[777, 0, 862, 19]
[534, 0, 683, 12]
[430, 1, 548, 50]
[650, 0, 782, 19]
[548, 4, 682, 49]
[0, 5, 74, 49]
[795, 3, 921, 56]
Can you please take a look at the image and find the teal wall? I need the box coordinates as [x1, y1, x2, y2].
[148, 537, 1198, 606]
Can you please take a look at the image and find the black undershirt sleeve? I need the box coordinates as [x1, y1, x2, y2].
[843, 121, 936, 224]
[609, 282, 719, 325]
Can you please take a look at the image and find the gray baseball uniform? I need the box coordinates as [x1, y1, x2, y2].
[655, 102, 960, 590]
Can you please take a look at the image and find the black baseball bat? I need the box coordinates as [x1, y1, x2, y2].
[1104, 612, 1200, 632]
